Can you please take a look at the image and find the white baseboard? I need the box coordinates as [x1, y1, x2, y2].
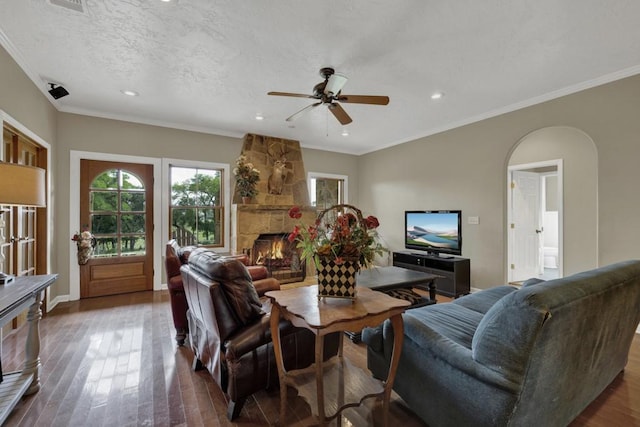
[47, 294, 70, 313]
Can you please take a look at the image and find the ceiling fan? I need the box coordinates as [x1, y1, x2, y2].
[268, 67, 389, 125]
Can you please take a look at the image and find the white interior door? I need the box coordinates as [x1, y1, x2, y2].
[510, 170, 542, 281]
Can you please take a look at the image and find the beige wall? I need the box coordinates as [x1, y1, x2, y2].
[360, 74, 640, 288]
[0, 44, 60, 295]
[0, 46, 57, 144]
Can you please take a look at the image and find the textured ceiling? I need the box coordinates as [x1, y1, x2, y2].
[1, 1, 640, 155]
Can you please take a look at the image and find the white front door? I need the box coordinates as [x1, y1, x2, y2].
[510, 170, 542, 281]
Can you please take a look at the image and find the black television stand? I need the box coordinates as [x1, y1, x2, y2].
[393, 251, 470, 298]
[413, 252, 454, 259]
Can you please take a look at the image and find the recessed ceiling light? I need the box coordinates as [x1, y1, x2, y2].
[121, 90, 139, 97]
[255, 113, 264, 121]
[431, 92, 444, 100]
[341, 129, 349, 136]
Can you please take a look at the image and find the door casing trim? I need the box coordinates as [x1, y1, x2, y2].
[507, 159, 564, 282]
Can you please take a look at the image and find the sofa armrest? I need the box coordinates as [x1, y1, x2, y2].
[246, 265, 269, 281]
[253, 277, 280, 296]
[373, 316, 522, 393]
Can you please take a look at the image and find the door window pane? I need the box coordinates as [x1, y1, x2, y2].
[91, 169, 118, 189]
[94, 237, 117, 257]
[121, 214, 145, 233]
[91, 214, 117, 234]
[121, 192, 145, 211]
[91, 192, 118, 211]
[121, 236, 145, 256]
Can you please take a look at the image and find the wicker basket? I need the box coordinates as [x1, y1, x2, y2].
[315, 204, 368, 299]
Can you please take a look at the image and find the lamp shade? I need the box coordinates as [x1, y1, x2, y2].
[0, 162, 46, 207]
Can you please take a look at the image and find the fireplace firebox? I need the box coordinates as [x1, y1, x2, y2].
[251, 233, 306, 284]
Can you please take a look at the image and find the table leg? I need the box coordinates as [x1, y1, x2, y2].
[384, 314, 405, 427]
[269, 304, 287, 426]
[24, 292, 43, 395]
[428, 279, 437, 302]
[315, 332, 326, 426]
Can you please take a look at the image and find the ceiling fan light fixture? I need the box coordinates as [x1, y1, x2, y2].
[121, 89, 139, 97]
[325, 73, 348, 96]
[255, 113, 264, 120]
[341, 129, 349, 136]
[431, 92, 444, 100]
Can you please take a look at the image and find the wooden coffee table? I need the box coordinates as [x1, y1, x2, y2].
[266, 285, 410, 427]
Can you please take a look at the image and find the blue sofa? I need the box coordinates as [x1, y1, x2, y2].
[362, 260, 640, 426]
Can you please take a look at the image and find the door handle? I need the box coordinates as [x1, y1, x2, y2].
[535, 228, 543, 234]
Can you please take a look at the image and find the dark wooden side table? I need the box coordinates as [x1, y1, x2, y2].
[344, 266, 440, 342]
[266, 285, 410, 426]
[357, 266, 440, 303]
[0, 274, 58, 425]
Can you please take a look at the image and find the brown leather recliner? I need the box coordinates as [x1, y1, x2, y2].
[164, 239, 278, 345]
[181, 248, 340, 420]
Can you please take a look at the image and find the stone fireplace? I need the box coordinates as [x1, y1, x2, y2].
[230, 134, 317, 283]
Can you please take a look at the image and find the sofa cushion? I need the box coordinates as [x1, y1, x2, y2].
[188, 248, 263, 325]
[452, 285, 518, 315]
[404, 303, 485, 349]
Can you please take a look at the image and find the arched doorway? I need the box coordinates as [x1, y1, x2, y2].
[507, 126, 598, 282]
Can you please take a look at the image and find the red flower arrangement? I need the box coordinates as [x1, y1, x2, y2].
[287, 204, 387, 269]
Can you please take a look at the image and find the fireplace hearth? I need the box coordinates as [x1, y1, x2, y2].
[252, 233, 305, 284]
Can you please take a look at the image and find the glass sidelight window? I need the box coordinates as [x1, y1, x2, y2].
[308, 172, 348, 211]
[90, 169, 146, 257]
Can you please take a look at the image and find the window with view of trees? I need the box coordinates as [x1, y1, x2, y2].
[170, 166, 224, 247]
[90, 169, 146, 257]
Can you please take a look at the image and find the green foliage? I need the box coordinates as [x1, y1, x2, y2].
[171, 171, 222, 245]
[233, 155, 260, 197]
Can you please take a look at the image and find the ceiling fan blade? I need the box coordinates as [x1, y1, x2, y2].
[336, 94, 390, 105]
[268, 91, 316, 99]
[324, 73, 348, 95]
[286, 102, 322, 122]
[328, 103, 353, 125]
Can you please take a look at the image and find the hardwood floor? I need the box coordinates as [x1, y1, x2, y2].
[2, 290, 639, 426]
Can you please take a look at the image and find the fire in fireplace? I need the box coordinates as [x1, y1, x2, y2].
[252, 233, 306, 284]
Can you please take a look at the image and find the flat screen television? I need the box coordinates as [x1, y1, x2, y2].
[405, 210, 462, 257]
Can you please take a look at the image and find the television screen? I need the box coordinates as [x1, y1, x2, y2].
[405, 210, 462, 256]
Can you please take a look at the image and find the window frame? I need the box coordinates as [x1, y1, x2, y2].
[162, 159, 231, 253]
